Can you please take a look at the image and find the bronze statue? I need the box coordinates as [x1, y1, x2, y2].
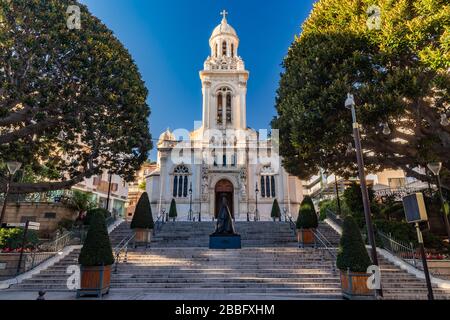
[213, 194, 237, 235]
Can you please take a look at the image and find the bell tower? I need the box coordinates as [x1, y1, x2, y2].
[200, 11, 249, 131]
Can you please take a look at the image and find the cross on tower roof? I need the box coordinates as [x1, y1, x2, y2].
[220, 10, 228, 21]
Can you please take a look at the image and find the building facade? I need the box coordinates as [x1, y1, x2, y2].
[72, 170, 129, 218]
[146, 13, 304, 221]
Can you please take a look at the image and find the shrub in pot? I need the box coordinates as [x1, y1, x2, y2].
[296, 196, 318, 247]
[336, 216, 373, 300]
[130, 192, 154, 247]
[77, 209, 114, 297]
[271, 199, 281, 222]
[169, 199, 178, 222]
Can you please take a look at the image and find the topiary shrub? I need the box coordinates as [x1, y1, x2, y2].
[296, 196, 319, 229]
[83, 208, 109, 226]
[130, 192, 154, 229]
[169, 199, 177, 221]
[78, 209, 114, 266]
[336, 216, 372, 272]
[271, 199, 281, 221]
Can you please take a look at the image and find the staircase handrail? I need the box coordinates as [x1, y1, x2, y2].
[154, 212, 166, 235]
[326, 209, 343, 228]
[377, 230, 418, 268]
[312, 228, 337, 272]
[114, 233, 135, 273]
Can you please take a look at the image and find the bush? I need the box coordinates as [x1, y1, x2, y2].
[296, 196, 318, 229]
[78, 210, 114, 266]
[380, 202, 405, 221]
[336, 216, 372, 272]
[373, 220, 416, 244]
[58, 218, 75, 232]
[271, 199, 281, 220]
[130, 192, 154, 229]
[343, 182, 376, 217]
[84, 208, 109, 226]
[0, 227, 39, 250]
[169, 199, 177, 220]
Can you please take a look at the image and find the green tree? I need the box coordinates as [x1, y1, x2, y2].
[271, 199, 281, 221]
[69, 190, 95, 220]
[0, 0, 152, 194]
[296, 196, 319, 229]
[169, 199, 177, 222]
[130, 192, 154, 229]
[78, 209, 114, 266]
[343, 182, 377, 218]
[336, 216, 372, 272]
[272, 0, 450, 187]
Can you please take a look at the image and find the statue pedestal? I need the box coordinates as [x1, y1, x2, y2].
[209, 234, 241, 249]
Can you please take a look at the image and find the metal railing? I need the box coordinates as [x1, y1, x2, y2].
[0, 190, 73, 204]
[282, 212, 297, 236]
[377, 230, 418, 268]
[312, 228, 337, 272]
[154, 213, 166, 235]
[16, 230, 81, 276]
[114, 233, 135, 273]
[374, 186, 431, 201]
[326, 209, 343, 228]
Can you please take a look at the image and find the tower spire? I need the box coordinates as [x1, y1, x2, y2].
[220, 10, 228, 22]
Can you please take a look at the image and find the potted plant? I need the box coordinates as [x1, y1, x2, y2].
[130, 192, 154, 248]
[271, 199, 281, 222]
[336, 216, 374, 300]
[77, 209, 114, 298]
[296, 196, 318, 247]
[169, 199, 177, 222]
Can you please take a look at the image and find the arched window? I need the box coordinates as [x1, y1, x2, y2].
[261, 176, 265, 198]
[173, 165, 189, 198]
[217, 93, 223, 125]
[226, 93, 232, 124]
[260, 166, 276, 199]
[215, 43, 218, 58]
[222, 41, 227, 56]
[231, 43, 234, 57]
[271, 176, 276, 198]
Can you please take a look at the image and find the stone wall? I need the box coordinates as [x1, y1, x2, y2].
[4, 203, 77, 237]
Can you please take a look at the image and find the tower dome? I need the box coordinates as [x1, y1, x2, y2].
[210, 13, 237, 40]
[208, 10, 239, 60]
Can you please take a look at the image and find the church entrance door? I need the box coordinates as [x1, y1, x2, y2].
[215, 179, 234, 219]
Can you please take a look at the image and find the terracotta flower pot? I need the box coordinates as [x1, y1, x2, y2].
[78, 265, 111, 297]
[339, 270, 375, 300]
[297, 229, 315, 247]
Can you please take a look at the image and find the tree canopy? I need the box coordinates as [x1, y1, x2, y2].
[0, 0, 152, 193]
[272, 0, 450, 186]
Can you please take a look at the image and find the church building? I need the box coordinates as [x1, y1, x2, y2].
[146, 12, 304, 221]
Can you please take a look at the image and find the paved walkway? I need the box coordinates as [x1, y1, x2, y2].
[0, 290, 324, 300]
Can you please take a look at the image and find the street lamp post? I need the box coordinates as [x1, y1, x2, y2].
[106, 171, 113, 212]
[345, 93, 382, 297]
[427, 162, 450, 242]
[334, 175, 342, 217]
[188, 182, 193, 221]
[255, 182, 259, 221]
[1, 161, 22, 225]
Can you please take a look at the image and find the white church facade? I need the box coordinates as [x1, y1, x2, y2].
[146, 12, 304, 221]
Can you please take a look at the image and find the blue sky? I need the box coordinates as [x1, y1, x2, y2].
[79, 0, 316, 160]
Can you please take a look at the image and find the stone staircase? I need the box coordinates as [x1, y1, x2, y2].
[6, 220, 450, 299]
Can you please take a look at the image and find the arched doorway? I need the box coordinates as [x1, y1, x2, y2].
[215, 179, 234, 219]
